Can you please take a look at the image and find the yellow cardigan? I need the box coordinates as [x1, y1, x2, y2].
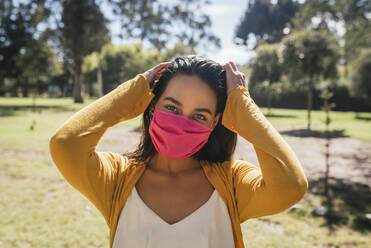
[49, 73, 308, 248]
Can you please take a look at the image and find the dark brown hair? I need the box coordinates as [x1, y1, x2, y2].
[122, 55, 237, 165]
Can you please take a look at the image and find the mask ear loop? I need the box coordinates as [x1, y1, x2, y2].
[149, 102, 155, 120]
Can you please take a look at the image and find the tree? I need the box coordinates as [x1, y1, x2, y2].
[234, 0, 300, 48]
[107, 0, 221, 54]
[249, 43, 282, 115]
[15, 35, 62, 97]
[82, 42, 196, 96]
[292, 0, 371, 76]
[49, 0, 219, 103]
[0, 0, 50, 96]
[319, 89, 336, 204]
[350, 49, 371, 107]
[53, 0, 110, 103]
[280, 30, 339, 130]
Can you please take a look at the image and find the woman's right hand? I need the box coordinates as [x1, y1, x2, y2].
[222, 61, 248, 97]
[142, 61, 171, 90]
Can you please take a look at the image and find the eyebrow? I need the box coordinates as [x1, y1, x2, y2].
[164, 96, 182, 106]
[164, 96, 213, 115]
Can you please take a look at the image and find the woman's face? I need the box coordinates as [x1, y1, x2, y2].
[153, 74, 221, 129]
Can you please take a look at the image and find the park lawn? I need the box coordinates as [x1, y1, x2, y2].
[263, 107, 371, 143]
[0, 97, 142, 152]
[1, 96, 370, 247]
[1, 155, 370, 247]
[1, 97, 371, 147]
[0, 110, 141, 152]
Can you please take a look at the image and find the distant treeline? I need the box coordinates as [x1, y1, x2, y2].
[251, 84, 371, 112]
[1, 0, 370, 115]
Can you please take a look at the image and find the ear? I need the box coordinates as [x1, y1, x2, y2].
[211, 113, 221, 129]
[149, 101, 157, 117]
[150, 101, 156, 111]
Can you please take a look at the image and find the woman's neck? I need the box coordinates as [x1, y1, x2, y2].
[147, 153, 201, 175]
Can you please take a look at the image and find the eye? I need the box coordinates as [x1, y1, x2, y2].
[165, 105, 178, 113]
[194, 114, 207, 121]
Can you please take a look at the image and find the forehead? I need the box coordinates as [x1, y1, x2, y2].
[160, 74, 217, 112]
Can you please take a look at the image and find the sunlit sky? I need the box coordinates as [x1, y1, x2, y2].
[102, 0, 254, 65]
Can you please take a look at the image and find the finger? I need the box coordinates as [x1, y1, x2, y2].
[154, 68, 165, 81]
[225, 63, 235, 76]
[229, 61, 237, 71]
[154, 62, 171, 71]
[160, 61, 171, 67]
[224, 63, 236, 83]
[153, 63, 170, 82]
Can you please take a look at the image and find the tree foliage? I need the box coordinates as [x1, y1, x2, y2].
[250, 43, 281, 88]
[280, 30, 339, 130]
[0, 0, 50, 96]
[107, 0, 221, 53]
[249, 43, 282, 115]
[350, 49, 371, 106]
[280, 30, 339, 83]
[82, 42, 196, 96]
[234, 0, 300, 47]
[292, 0, 371, 63]
[53, 0, 110, 102]
[15, 35, 62, 96]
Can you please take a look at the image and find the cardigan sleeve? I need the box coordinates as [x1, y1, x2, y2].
[49, 73, 155, 226]
[221, 85, 308, 223]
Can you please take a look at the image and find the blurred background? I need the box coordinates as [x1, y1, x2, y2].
[0, 0, 370, 247]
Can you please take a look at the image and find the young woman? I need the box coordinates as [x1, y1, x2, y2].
[49, 55, 308, 248]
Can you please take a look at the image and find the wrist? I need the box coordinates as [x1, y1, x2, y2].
[227, 85, 247, 97]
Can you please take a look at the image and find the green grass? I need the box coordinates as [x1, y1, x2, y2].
[0, 157, 108, 247]
[1, 96, 371, 144]
[260, 107, 371, 143]
[242, 211, 370, 248]
[1, 96, 370, 247]
[1, 156, 370, 248]
[0, 97, 142, 152]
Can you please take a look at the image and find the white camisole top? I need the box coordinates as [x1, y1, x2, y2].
[113, 186, 235, 248]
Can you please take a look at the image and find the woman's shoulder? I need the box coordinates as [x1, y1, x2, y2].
[99, 152, 144, 174]
[116, 154, 149, 172]
[203, 158, 242, 177]
[207, 158, 255, 169]
[209, 158, 258, 178]
[202, 159, 258, 191]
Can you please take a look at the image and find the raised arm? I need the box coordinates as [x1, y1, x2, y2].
[49, 73, 155, 225]
[221, 62, 308, 223]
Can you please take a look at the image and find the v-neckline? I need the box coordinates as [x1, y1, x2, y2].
[132, 185, 217, 227]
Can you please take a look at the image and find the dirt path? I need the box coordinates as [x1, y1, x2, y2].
[96, 125, 371, 188]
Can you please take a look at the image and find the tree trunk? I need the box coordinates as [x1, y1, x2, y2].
[324, 132, 330, 197]
[344, 47, 349, 79]
[307, 78, 313, 130]
[73, 65, 84, 103]
[22, 83, 29, 97]
[20, 78, 28, 97]
[10, 83, 18, 97]
[97, 58, 103, 97]
[267, 85, 272, 116]
[32, 88, 37, 113]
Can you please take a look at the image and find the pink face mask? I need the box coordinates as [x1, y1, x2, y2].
[149, 109, 213, 160]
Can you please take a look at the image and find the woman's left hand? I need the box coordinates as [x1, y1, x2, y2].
[143, 61, 171, 90]
[222, 61, 248, 96]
